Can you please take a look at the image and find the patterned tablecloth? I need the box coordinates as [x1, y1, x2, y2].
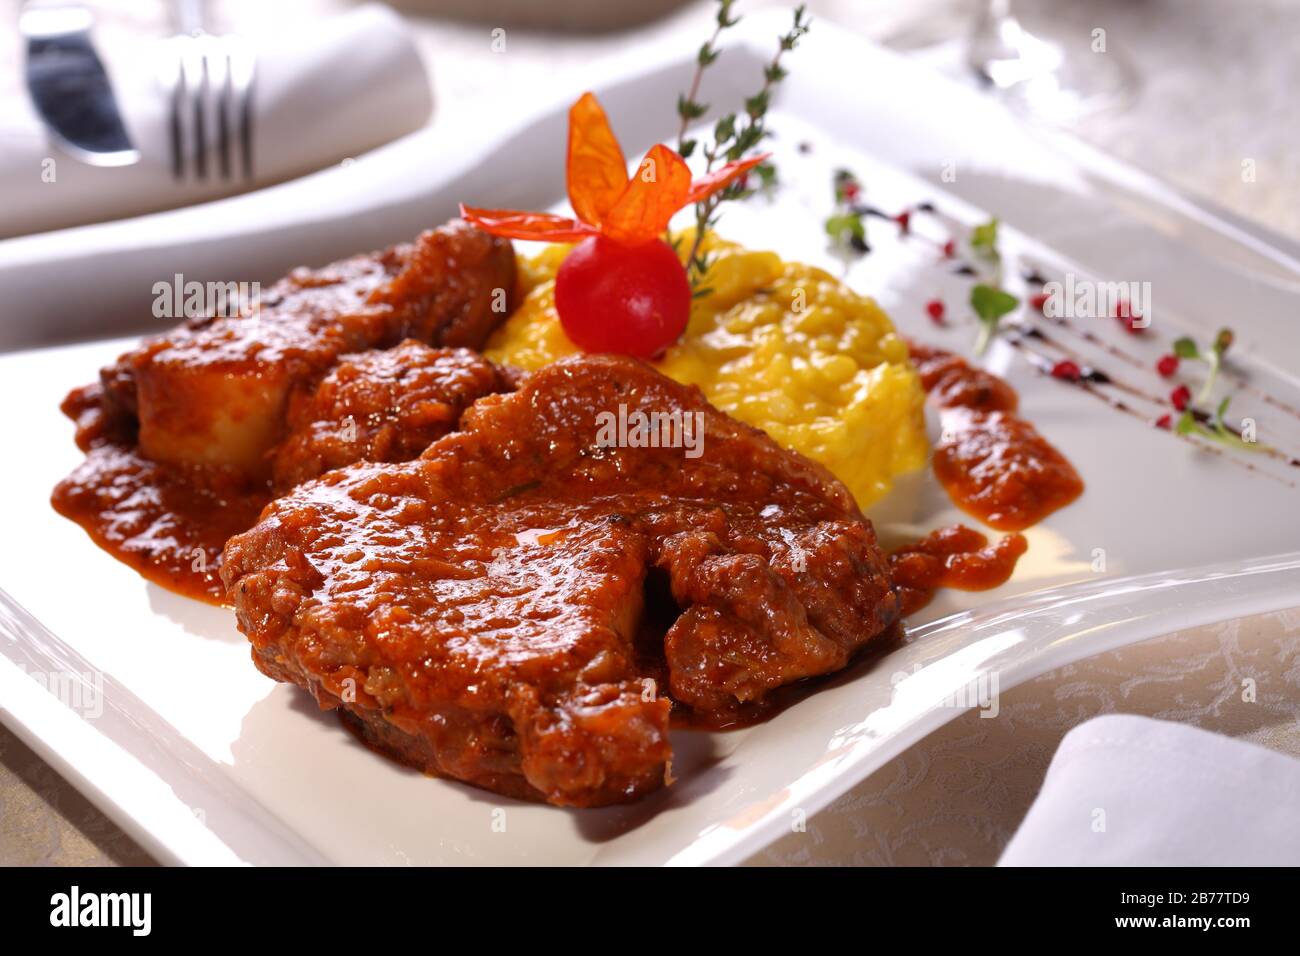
[2, 0, 1297, 866]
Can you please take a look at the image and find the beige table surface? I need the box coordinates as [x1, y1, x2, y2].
[2, 0, 1298, 867]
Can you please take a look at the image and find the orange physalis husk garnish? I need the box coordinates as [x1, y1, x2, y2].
[461, 92, 769, 247]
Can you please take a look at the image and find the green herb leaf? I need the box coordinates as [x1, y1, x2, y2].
[782, 5, 810, 48]
[676, 94, 707, 121]
[1214, 396, 1232, 428]
[1172, 336, 1200, 359]
[970, 218, 1001, 261]
[970, 283, 1019, 356]
[730, 123, 763, 155]
[970, 283, 1019, 323]
[825, 213, 865, 244]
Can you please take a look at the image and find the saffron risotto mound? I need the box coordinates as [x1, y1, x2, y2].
[486, 233, 929, 509]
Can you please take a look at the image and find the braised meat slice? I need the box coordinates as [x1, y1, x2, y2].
[271, 339, 512, 492]
[221, 354, 898, 806]
[53, 222, 516, 603]
[98, 220, 515, 481]
[53, 338, 510, 602]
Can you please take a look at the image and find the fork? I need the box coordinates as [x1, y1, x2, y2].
[163, 0, 255, 181]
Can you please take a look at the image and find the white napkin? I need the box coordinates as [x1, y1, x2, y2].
[0, 4, 432, 239]
[999, 714, 1300, 866]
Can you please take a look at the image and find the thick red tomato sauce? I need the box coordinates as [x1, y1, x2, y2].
[894, 340, 1084, 614]
[908, 340, 1083, 531]
[50, 384, 269, 604]
[890, 524, 1027, 617]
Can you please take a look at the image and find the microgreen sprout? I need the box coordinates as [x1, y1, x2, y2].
[970, 283, 1020, 356]
[1172, 327, 1234, 404]
[1174, 395, 1262, 452]
[969, 218, 1001, 265]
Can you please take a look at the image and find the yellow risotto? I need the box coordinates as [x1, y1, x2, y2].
[487, 234, 928, 509]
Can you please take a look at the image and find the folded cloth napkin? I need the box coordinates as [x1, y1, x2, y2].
[999, 714, 1300, 866]
[0, 4, 431, 239]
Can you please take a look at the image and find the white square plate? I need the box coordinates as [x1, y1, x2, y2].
[2, 14, 1298, 865]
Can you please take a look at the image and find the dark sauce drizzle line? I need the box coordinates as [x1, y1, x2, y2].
[1003, 335, 1297, 487]
[1020, 269, 1300, 424]
[1006, 325, 1300, 470]
[859, 205, 1300, 480]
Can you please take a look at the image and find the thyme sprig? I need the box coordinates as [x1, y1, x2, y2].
[676, 2, 809, 291]
[675, 0, 741, 158]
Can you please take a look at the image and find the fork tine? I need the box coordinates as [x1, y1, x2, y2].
[230, 42, 255, 180]
[166, 31, 254, 182]
[192, 45, 208, 180]
[166, 41, 185, 180]
[216, 47, 232, 180]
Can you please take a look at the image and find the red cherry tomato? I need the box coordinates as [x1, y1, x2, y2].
[554, 236, 690, 358]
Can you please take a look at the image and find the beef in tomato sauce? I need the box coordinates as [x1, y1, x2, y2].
[51, 222, 517, 604]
